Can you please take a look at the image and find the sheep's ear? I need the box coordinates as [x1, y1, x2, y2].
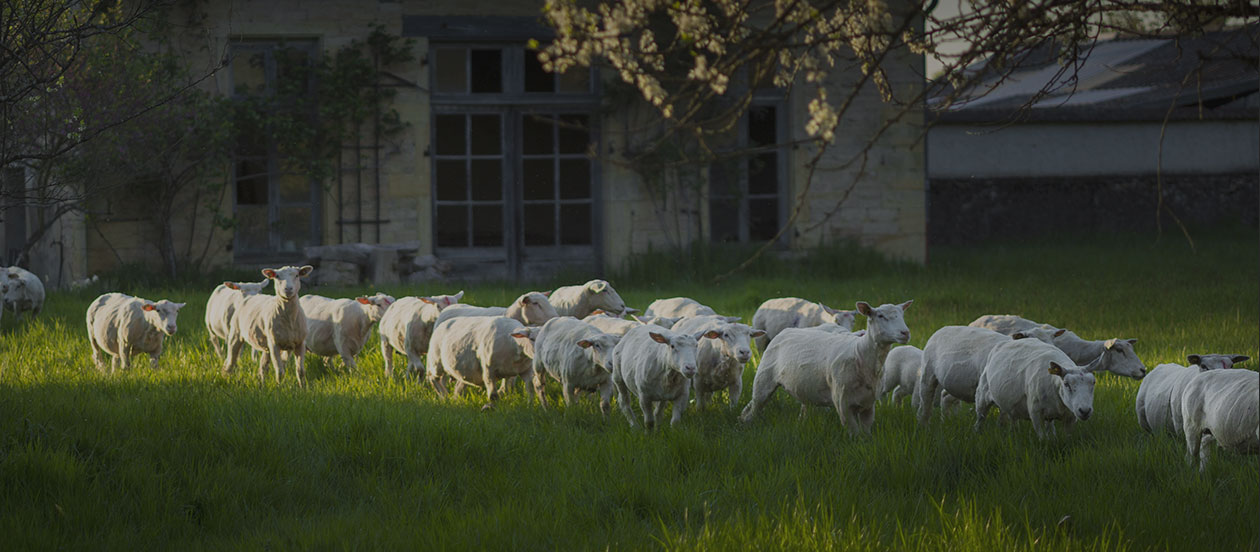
[1012, 332, 1029, 340]
[541, 290, 551, 297]
[819, 303, 839, 315]
[1231, 355, 1250, 364]
[261, 268, 277, 279]
[588, 280, 608, 293]
[1047, 362, 1066, 377]
[297, 265, 314, 277]
[577, 340, 594, 349]
[142, 303, 157, 312]
[519, 296, 532, 307]
[225, 281, 240, 290]
[1186, 354, 1202, 366]
[751, 330, 767, 338]
[898, 300, 913, 311]
[701, 330, 721, 340]
[1125, 338, 1137, 345]
[1104, 338, 1118, 350]
[591, 309, 606, 316]
[630, 314, 645, 324]
[451, 290, 464, 302]
[648, 331, 669, 344]
[356, 297, 371, 305]
[419, 297, 435, 304]
[855, 302, 873, 316]
[174, 302, 186, 309]
[6, 273, 17, 279]
[259, 278, 271, 286]
[1053, 329, 1066, 337]
[510, 329, 532, 341]
[624, 307, 640, 314]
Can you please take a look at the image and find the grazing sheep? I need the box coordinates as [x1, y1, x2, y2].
[435, 291, 558, 327]
[224, 265, 314, 386]
[973, 338, 1102, 438]
[531, 316, 621, 413]
[301, 293, 395, 371]
[610, 325, 719, 429]
[751, 297, 856, 350]
[204, 279, 270, 356]
[969, 314, 1147, 378]
[549, 279, 628, 318]
[1136, 355, 1250, 435]
[86, 292, 185, 373]
[425, 316, 541, 409]
[915, 326, 1064, 425]
[1180, 368, 1259, 471]
[671, 315, 765, 409]
[644, 297, 718, 319]
[378, 291, 464, 378]
[4, 266, 45, 321]
[740, 301, 913, 436]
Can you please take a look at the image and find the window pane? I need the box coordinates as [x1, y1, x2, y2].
[231, 50, 266, 95]
[748, 105, 777, 146]
[434, 115, 465, 155]
[709, 197, 739, 243]
[559, 204, 591, 245]
[275, 206, 311, 252]
[235, 205, 269, 251]
[748, 198, 779, 241]
[557, 68, 589, 94]
[748, 153, 778, 195]
[522, 159, 554, 200]
[522, 115, 553, 155]
[275, 47, 311, 96]
[469, 49, 502, 93]
[557, 114, 589, 154]
[276, 170, 309, 203]
[469, 115, 501, 155]
[470, 160, 501, 201]
[435, 160, 467, 201]
[471, 205, 502, 246]
[524, 52, 554, 93]
[436, 205, 468, 247]
[708, 161, 739, 197]
[435, 48, 466, 93]
[236, 159, 268, 205]
[558, 159, 589, 199]
[523, 204, 554, 246]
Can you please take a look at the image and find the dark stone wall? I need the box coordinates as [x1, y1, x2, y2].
[928, 173, 1259, 245]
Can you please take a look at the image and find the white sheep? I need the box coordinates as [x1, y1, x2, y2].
[301, 293, 396, 371]
[751, 297, 856, 351]
[1180, 368, 1259, 471]
[531, 316, 621, 413]
[915, 325, 1066, 425]
[671, 314, 765, 409]
[878, 345, 923, 405]
[548, 279, 629, 318]
[86, 292, 185, 373]
[1136, 354, 1250, 435]
[4, 266, 45, 321]
[969, 314, 1147, 378]
[610, 324, 719, 429]
[580, 311, 682, 336]
[435, 291, 557, 327]
[223, 265, 314, 386]
[425, 315, 541, 409]
[378, 291, 464, 378]
[740, 301, 912, 435]
[643, 297, 718, 319]
[204, 279, 270, 356]
[973, 338, 1102, 438]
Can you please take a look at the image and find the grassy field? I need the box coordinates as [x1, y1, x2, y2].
[1, 233, 1257, 550]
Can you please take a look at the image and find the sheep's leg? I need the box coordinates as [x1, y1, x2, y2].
[694, 381, 707, 410]
[973, 378, 993, 433]
[1197, 434, 1215, 473]
[598, 380, 614, 417]
[118, 341, 132, 371]
[892, 386, 910, 404]
[256, 348, 270, 386]
[208, 334, 222, 357]
[88, 334, 107, 373]
[669, 392, 689, 427]
[223, 333, 244, 375]
[381, 337, 395, 378]
[613, 375, 637, 427]
[561, 376, 576, 408]
[148, 348, 161, 371]
[452, 381, 466, 398]
[295, 344, 307, 388]
[640, 396, 656, 431]
[854, 404, 875, 436]
[939, 390, 958, 418]
[915, 367, 941, 426]
[728, 378, 742, 410]
[739, 369, 779, 423]
[481, 370, 497, 410]
[832, 385, 859, 435]
[267, 338, 284, 385]
[1030, 415, 1048, 440]
[799, 405, 809, 420]
[1183, 420, 1204, 469]
[110, 356, 120, 375]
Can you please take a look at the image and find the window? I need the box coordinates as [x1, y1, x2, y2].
[433, 113, 505, 247]
[710, 103, 786, 243]
[228, 40, 321, 257]
[522, 113, 592, 246]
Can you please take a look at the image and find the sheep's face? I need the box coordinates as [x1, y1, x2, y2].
[1049, 362, 1096, 421]
[1012, 327, 1065, 345]
[421, 290, 463, 311]
[577, 333, 621, 372]
[707, 323, 765, 365]
[1188, 354, 1250, 372]
[2, 276, 21, 302]
[648, 329, 717, 378]
[510, 326, 541, 360]
[143, 299, 186, 336]
[517, 292, 558, 326]
[356, 293, 396, 322]
[225, 278, 270, 296]
[856, 300, 912, 345]
[585, 280, 627, 316]
[262, 265, 313, 301]
[1098, 337, 1146, 379]
[828, 309, 857, 331]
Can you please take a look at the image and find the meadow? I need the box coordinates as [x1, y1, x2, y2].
[1, 232, 1257, 550]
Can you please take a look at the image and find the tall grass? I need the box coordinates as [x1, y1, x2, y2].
[1, 232, 1256, 550]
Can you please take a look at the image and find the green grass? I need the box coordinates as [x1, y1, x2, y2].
[2, 232, 1257, 550]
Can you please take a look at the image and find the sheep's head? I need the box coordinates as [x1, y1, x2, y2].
[1048, 361, 1097, 421]
[356, 293, 396, 322]
[1188, 354, 1249, 372]
[516, 292, 558, 326]
[2, 273, 21, 302]
[142, 299, 186, 336]
[262, 265, 313, 301]
[1012, 327, 1066, 345]
[1097, 337, 1145, 379]
[856, 300, 912, 345]
[224, 278, 271, 296]
[577, 332, 622, 372]
[705, 321, 765, 365]
[510, 326, 542, 359]
[584, 280, 627, 316]
[420, 290, 463, 311]
[647, 328, 717, 379]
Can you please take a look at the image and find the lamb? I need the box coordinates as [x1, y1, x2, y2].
[1180, 368, 1259, 471]
[4, 266, 45, 321]
[425, 315, 541, 409]
[969, 314, 1147, 378]
[643, 297, 718, 319]
[610, 325, 719, 429]
[378, 291, 464, 378]
[301, 293, 396, 371]
[204, 279, 270, 356]
[531, 316, 622, 413]
[739, 301, 913, 435]
[1136, 354, 1250, 435]
[223, 265, 314, 386]
[86, 292, 186, 373]
[670, 315, 765, 409]
[973, 338, 1102, 438]
[434, 291, 557, 326]
[915, 325, 1066, 425]
[548, 279, 629, 318]
[751, 297, 856, 351]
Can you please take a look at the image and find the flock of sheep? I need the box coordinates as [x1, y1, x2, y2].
[4, 263, 1256, 472]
